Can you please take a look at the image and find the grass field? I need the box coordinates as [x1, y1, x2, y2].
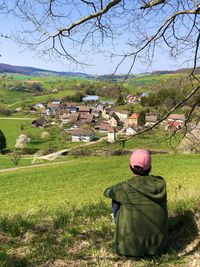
[0, 154, 199, 266]
[0, 75, 89, 107]
[0, 155, 33, 169]
[0, 154, 199, 214]
[0, 118, 34, 149]
[128, 74, 181, 87]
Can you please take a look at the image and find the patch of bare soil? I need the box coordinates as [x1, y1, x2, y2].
[0, 232, 11, 245]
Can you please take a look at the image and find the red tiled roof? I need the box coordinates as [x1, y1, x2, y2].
[168, 121, 183, 127]
[129, 113, 139, 119]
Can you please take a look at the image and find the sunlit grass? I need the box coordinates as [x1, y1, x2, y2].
[0, 154, 199, 215]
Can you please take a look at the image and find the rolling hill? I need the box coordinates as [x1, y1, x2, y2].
[0, 63, 91, 78]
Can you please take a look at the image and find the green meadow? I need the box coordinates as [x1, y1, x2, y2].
[0, 75, 89, 107]
[0, 154, 199, 215]
[0, 154, 199, 266]
[128, 74, 181, 87]
[0, 118, 34, 149]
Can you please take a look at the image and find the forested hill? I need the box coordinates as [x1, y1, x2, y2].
[0, 63, 90, 78]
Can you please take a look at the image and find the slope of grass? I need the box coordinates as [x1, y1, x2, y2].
[0, 118, 34, 149]
[0, 155, 32, 169]
[0, 154, 199, 266]
[0, 154, 199, 215]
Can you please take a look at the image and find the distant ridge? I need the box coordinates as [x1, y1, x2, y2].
[151, 67, 200, 75]
[0, 63, 199, 78]
[0, 63, 90, 77]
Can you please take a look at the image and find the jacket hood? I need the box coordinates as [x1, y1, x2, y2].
[128, 175, 167, 202]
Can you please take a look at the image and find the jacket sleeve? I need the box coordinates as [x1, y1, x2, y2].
[103, 182, 126, 203]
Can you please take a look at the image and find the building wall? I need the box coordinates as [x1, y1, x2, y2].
[107, 133, 115, 143]
[72, 134, 94, 142]
[129, 118, 138, 126]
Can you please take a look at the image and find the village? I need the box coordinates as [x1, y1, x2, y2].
[30, 94, 186, 144]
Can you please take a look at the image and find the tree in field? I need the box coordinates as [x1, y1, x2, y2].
[10, 150, 21, 166]
[0, 130, 6, 153]
[15, 134, 30, 150]
[1, 0, 200, 136]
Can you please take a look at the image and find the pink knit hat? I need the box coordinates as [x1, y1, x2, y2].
[130, 149, 151, 170]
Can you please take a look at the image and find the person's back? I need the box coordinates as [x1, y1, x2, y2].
[104, 149, 168, 257]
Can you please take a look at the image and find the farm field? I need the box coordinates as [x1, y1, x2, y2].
[0, 153, 199, 266]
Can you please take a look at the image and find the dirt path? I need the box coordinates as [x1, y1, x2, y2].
[0, 117, 33, 120]
[0, 160, 72, 173]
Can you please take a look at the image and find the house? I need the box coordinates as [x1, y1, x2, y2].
[100, 100, 115, 105]
[102, 109, 110, 120]
[78, 113, 94, 124]
[108, 113, 121, 127]
[129, 113, 140, 126]
[90, 107, 100, 118]
[52, 100, 61, 104]
[99, 122, 111, 133]
[102, 107, 114, 120]
[125, 126, 137, 136]
[96, 104, 104, 113]
[107, 127, 116, 143]
[31, 118, 45, 128]
[59, 110, 71, 123]
[114, 110, 129, 123]
[166, 114, 185, 129]
[78, 105, 91, 114]
[34, 102, 46, 110]
[71, 128, 95, 142]
[126, 95, 139, 104]
[66, 102, 78, 113]
[82, 95, 99, 102]
[47, 103, 61, 114]
[145, 113, 159, 127]
[68, 113, 80, 123]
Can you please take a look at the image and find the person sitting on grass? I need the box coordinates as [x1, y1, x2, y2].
[104, 149, 168, 257]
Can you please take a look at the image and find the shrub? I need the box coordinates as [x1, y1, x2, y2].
[41, 131, 50, 140]
[0, 130, 7, 153]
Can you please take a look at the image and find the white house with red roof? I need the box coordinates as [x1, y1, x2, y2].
[166, 114, 185, 129]
[129, 113, 140, 126]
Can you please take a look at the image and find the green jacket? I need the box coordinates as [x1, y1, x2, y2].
[104, 175, 168, 256]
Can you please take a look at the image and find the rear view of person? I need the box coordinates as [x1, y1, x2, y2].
[104, 149, 168, 257]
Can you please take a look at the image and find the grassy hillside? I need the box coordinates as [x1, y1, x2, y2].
[0, 118, 35, 149]
[0, 154, 199, 266]
[0, 74, 90, 107]
[0, 154, 199, 214]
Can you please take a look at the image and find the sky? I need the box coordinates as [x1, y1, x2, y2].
[0, 6, 192, 75]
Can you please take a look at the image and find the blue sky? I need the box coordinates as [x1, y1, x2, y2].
[0, 10, 191, 75]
